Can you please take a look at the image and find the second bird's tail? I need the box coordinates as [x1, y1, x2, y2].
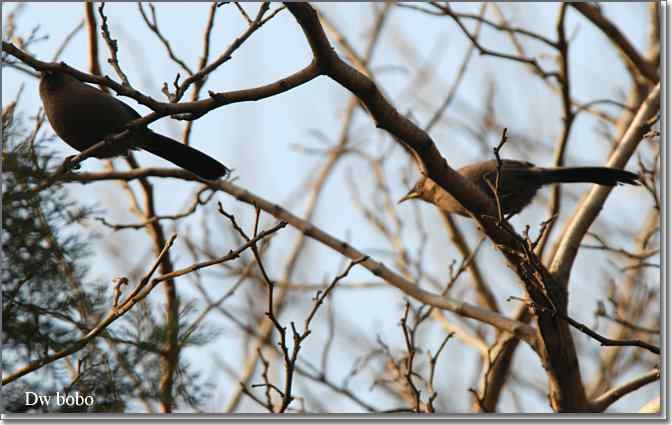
[537, 167, 640, 186]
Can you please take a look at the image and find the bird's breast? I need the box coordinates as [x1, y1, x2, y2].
[42, 93, 136, 157]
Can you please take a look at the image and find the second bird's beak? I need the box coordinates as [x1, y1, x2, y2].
[398, 189, 421, 204]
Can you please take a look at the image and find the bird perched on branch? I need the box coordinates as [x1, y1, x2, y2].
[398, 159, 640, 217]
[39, 71, 229, 180]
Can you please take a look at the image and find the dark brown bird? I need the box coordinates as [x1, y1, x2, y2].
[398, 159, 640, 217]
[39, 71, 229, 180]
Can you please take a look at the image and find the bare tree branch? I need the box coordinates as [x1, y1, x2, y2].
[589, 368, 660, 412]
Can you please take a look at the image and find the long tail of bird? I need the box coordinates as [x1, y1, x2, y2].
[141, 132, 230, 180]
[537, 167, 640, 186]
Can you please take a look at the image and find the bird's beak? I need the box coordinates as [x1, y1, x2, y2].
[398, 189, 420, 204]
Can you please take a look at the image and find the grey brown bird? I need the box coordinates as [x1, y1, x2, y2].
[39, 71, 229, 180]
[398, 159, 640, 217]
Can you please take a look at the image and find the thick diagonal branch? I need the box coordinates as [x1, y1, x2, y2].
[284, 3, 591, 411]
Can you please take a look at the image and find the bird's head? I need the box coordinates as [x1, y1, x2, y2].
[39, 70, 71, 93]
[398, 177, 431, 205]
